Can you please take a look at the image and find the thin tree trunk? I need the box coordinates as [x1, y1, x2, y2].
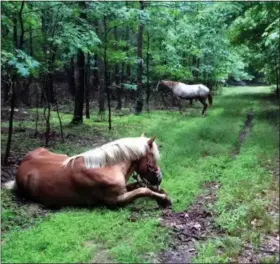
[3, 76, 10, 103]
[19, 1, 25, 49]
[85, 53, 90, 119]
[103, 15, 112, 130]
[13, 18, 18, 48]
[71, 49, 85, 124]
[146, 32, 150, 112]
[4, 78, 16, 165]
[66, 57, 76, 98]
[34, 85, 39, 138]
[54, 93, 64, 142]
[114, 27, 122, 110]
[93, 54, 100, 92]
[98, 56, 105, 116]
[43, 102, 51, 147]
[71, 2, 86, 124]
[125, 1, 131, 83]
[276, 4, 280, 98]
[135, 0, 145, 114]
[4, 2, 25, 164]
[96, 20, 105, 114]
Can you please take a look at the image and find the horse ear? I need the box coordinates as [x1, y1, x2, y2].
[141, 132, 145, 137]
[148, 136, 156, 147]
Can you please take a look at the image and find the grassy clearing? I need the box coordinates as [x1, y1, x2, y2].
[1, 86, 278, 263]
[194, 87, 279, 262]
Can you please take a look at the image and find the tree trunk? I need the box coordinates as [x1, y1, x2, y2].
[66, 57, 76, 98]
[71, 2, 86, 124]
[46, 72, 55, 103]
[2, 76, 10, 104]
[85, 53, 90, 119]
[4, 78, 16, 165]
[114, 26, 122, 110]
[98, 56, 105, 115]
[4, 2, 25, 164]
[276, 68, 279, 98]
[135, 0, 145, 114]
[13, 17, 18, 48]
[146, 32, 150, 112]
[125, 1, 131, 83]
[93, 54, 99, 92]
[71, 49, 85, 124]
[103, 15, 112, 130]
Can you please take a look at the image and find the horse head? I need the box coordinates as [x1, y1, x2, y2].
[135, 135, 163, 189]
[155, 80, 164, 92]
[156, 80, 173, 93]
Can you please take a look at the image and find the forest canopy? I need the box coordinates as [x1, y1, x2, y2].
[1, 1, 279, 121]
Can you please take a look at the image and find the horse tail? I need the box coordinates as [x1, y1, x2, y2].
[3, 180, 16, 190]
[208, 92, 213, 106]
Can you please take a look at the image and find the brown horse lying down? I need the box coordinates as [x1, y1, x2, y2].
[4, 134, 172, 208]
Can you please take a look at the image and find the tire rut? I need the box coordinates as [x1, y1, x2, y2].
[155, 109, 255, 263]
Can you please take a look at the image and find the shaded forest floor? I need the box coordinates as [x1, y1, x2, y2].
[1, 86, 279, 263]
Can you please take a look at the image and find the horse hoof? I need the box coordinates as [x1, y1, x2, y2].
[157, 198, 172, 208]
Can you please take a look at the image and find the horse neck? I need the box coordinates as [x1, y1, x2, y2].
[119, 160, 136, 182]
[162, 81, 177, 90]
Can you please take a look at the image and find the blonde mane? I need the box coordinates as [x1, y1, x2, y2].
[63, 137, 160, 168]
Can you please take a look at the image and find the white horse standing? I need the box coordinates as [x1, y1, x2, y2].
[156, 80, 213, 115]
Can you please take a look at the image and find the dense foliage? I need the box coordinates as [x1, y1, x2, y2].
[2, 2, 278, 92]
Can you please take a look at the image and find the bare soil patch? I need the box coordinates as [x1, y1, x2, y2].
[156, 182, 222, 263]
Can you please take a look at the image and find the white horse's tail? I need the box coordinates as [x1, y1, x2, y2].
[208, 92, 213, 106]
[155, 81, 160, 91]
[3, 180, 16, 190]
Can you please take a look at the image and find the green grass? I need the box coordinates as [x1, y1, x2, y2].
[194, 87, 279, 263]
[1, 86, 279, 263]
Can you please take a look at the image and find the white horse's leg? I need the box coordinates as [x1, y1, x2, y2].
[190, 99, 193, 107]
[111, 187, 171, 207]
[199, 98, 208, 116]
[177, 97, 184, 114]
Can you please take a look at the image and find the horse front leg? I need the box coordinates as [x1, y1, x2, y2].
[198, 98, 208, 116]
[111, 188, 172, 208]
[177, 97, 184, 114]
[189, 99, 193, 107]
[126, 182, 141, 191]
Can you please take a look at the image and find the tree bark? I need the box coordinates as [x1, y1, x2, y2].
[135, 0, 145, 114]
[66, 57, 76, 98]
[4, 78, 16, 165]
[71, 2, 86, 124]
[4, 2, 25, 164]
[93, 54, 100, 92]
[125, 1, 131, 82]
[146, 32, 150, 112]
[97, 20, 105, 114]
[71, 49, 85, 124]
[103, 15, 112, 130]
[114, 26, 122, 110]
[13, 17, 18, 48]
[85, 53, 90, 119]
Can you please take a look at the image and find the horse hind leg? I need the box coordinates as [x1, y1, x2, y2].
[198, 98, 208, 116]
[177, 97, 184, 114]
[189, 99, 193, 107]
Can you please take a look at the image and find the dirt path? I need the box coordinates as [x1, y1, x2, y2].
[156, 109, 255, 263]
